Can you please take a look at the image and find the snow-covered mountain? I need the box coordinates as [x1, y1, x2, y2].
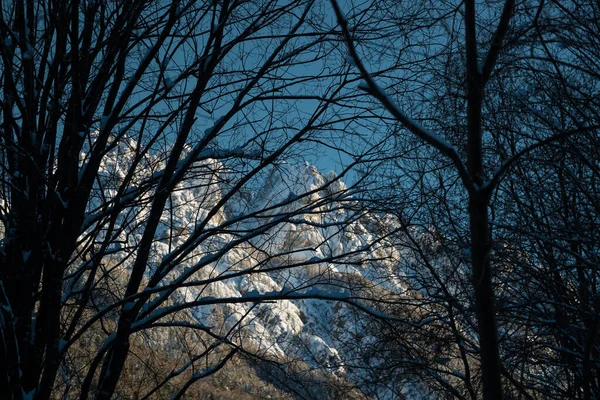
[81, 141, 438, 399]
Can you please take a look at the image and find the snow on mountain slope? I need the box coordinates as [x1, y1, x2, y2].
[86, 144, 430, 398]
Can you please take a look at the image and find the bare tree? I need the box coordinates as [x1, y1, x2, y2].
[330, 0, 600, 398]
[491, 2, 600, 396]
[0, 0, 397, 398]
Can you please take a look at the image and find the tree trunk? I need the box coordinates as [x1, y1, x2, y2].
[464, 0, 504, 395]
[470, 192, 503, 399]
